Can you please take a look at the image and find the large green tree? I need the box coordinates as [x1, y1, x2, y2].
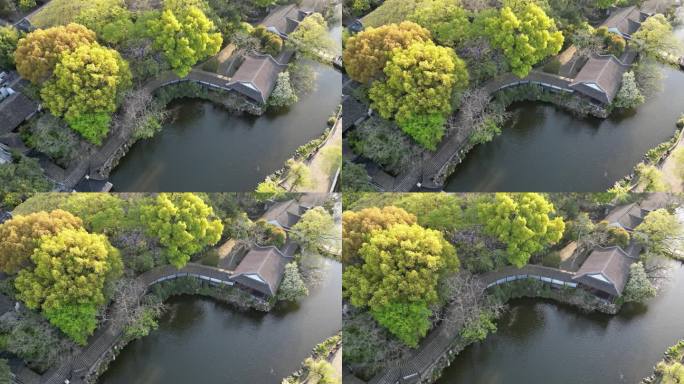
[342, 206, 417, 264]
[75, 2, 134, 45]
[632, 14, 682, 61]
[343, 223, 458, 346]
[483, 3, 564, 78]
[14, 23, 96, 84]
[633, 209, 682, 259]
[140, 193, 223, 269]
[0, 26, 19, 69]
[40, 43, 132, 145]
[286, 13, 335, 61]
[14, 228, 123, 344]
[369, 42, 469, 150]
[0, 157, 51, 209]
[147, 6, 222, 77]
[408, 0, 471, 47]
[342, 21, 431, 84]
[291, 206, 336, 254]
[0, 210, 83, 274]
[476, 193, 565, 267]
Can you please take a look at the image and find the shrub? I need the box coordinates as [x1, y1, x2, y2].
[543, 58, 561, 74]
[542, 251, 561, 268]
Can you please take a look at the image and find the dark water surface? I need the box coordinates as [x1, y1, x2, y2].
[437, 261, 684, 383]
[445, 21, 684, 192]
[110, 60, 341, 191]
[98, 259, 341, 384]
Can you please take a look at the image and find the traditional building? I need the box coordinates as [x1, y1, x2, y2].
[0, 93, 39, 135]
[569, 55, 629, 105]
[604, 202, 650, 232]
[262, 4, 314, 38]
[230, 246, 292, 297]
[572, 246, 636, 299]
[227, 54, 287, 104]
[262, 199, 309, 230]
[601, 6, 648, 40]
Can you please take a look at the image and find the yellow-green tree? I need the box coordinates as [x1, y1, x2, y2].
[14, 228, 123, 344]
[408, 0, 470, 47]
[147, 6, 222, 77]
[369, 42, 468, 150]
[342, 21, 431, 84]
[342, 206, 417, 264]
[0, 210, 83, 274]
[140, 193, 224, 269]
[286, 13, 335, 61]
[75, 2, 134, 45]
[632, 14, 682, 60]
[291, 206, 335, 253]
[484, 3, 564, 78]
[14, 23, 96, 84]
[0, 26, 19, 69]
[476, 193, 565, 267]
[343, 223, 458, 346]
[40, 43, 132, 145]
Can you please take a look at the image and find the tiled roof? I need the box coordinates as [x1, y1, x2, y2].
[570, 55, 629, 104]
[0, 93, 39, 135]
[228, 54, 287, 104]
[231, 246, 290, 296]
[604, 202, 648, 231]
[601, 6, 647, 37]
[573, 246, 635, 297]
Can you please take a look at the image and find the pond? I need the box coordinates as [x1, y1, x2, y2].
[109, 20, 343, 192]
[444, 16, 684, 192]
[98, 258, 341, 384]
[438, 214, 684, 384]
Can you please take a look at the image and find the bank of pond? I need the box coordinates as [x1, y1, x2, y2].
[97, 258, 341, 384]
[435, 260, 684, 383]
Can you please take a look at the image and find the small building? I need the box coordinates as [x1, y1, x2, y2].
[604, 202, 650, 232]
[227, 54, 287, 104]
[348, 19, 364, 34]
[230, 246, 292, 297]
[601, 6, 647, 39]
[342, 95, 370, 133]
[262, 4, 312, 38]
[262, 199, 308, 230]
[569, 55, 629, 105]
[0, 93, 39, 135]
[573, 246, 635, 300]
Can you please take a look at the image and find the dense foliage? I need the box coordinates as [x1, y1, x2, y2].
[0, 26, 19, 69]
[147, 6, 222, 77]
[141, 193, 223, 269]
[0, 210, 83, 274]
[483, 3, 564, 78]
[15, 228, 123, 344]
[476, 193, 565, 267]
[14, 23, 96, 84]
[342, 206, 416, 264]
[278, 262, 309, 302]
[291, 206, 336, 254]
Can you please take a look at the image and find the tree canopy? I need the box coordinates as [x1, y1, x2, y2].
[633, 209, 682, 259]
[623, 262, 656, 303]
[408, 0, 471, 47]
[369, 42, 469, 150]
[147, 6, 222, 77]
[0, 210, 83, 274]
[483, 3, 564, 78]
[0, 26, 19, 69]
[14, 228, 122, 344]
[286, 13, 335, 61]
[40, 43, 132, 145]
[140, 193, 223, 269]
[278, 262, 309, 302]
[476, 193, 565, 267]
[14, 23, 96, 84]
[291, 206, 336, 254]
[342, 21, 431, 84]
[632, 14, 682, 61]
[342, 206, 417, 264]
[343, 222, 458, 346]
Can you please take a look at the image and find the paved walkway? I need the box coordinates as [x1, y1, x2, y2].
[658, 133, 684, 192]
[296, 114, 342, 193]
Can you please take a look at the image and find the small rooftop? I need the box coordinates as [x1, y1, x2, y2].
[0, 93, 39, 135]
[231, 246, 291, 296]
[228, 54, 287, 104]
[601, 6, 647, 38]
[573, 246, 635, 297]
[604, 202, 649, 231]
[570, 55, 629, 105]
[262, 199, 308, 229]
